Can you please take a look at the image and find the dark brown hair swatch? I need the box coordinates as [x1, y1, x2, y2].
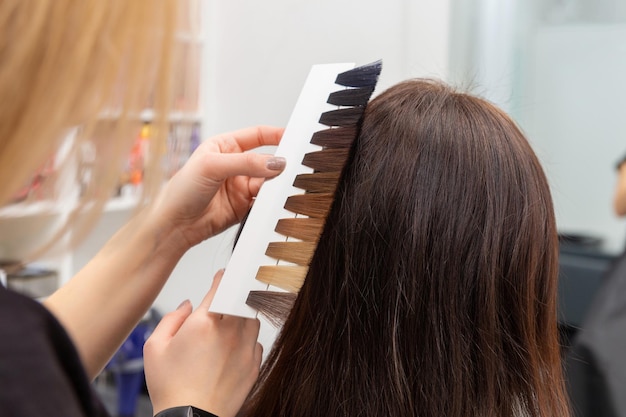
[246, 291, 297, 328]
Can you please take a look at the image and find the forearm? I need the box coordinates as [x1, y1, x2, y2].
[44, 206, 188, 379]
[42, 126, 284, 380]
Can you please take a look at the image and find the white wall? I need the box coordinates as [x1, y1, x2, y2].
[517, 24, 626, 254]
[149, 0, 452, 313]
[449, 0, 626, 255]
[202, 0, 451, 135]
[69, 1, 452, 315]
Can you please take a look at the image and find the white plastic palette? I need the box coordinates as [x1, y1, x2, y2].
[209, 63, 355, 320]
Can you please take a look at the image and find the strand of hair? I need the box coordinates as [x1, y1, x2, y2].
[302, 148, 350, 172]
[245, 291, 297, 328]
[275, 217, 325, 241]
[284, 193, 333, 218]
[327, 86, 375, 107]
[310, 126, 358, 148]
[319, 107, 364, 127]
[293, 172, 340, 193]
[335, 59, 383, 88]
[256, 265, 308, 293]
[265, 241, 316, 266]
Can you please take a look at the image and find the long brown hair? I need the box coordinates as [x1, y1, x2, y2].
[241, 79, 569, 417]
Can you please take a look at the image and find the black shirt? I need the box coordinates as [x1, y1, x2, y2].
[0, 284, 109, 416]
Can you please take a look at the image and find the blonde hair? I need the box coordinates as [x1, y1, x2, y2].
[0, 1, 184, 261]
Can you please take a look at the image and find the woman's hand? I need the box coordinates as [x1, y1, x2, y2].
[144, 270, 263, 417]
[44, 126, 280, 380]
[152, 125, 285, 251]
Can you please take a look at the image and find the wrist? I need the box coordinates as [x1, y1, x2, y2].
[154, 405, 218, 417]
[135, 201, 189, 260]
[143, 189, 199, 256]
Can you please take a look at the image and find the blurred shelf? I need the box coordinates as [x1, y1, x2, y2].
[97, 109, 202, 123]
[105, 195, 140, 212]
[0, 200, 63, 218]
[0, 194, 140, 218]
[176, 32, 204, 43]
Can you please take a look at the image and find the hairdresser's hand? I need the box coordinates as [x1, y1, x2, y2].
[144, 270, 263, 417]
[153, 126, 285, 251]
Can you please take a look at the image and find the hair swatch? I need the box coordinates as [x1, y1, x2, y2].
[318, 107, 364, 127]
[265, 241, 315, 266]
[283, 194, 333, 219]
[246, 291, 297, 328]
[310, 126, 359, 148]
[292, 172, 341, 193]
[327, 87, 376, 107]
[274, 217, 325, 241]
[256, 266, 308, 293]
[243, 61, 383, 328]
[301, 148, 350, 172]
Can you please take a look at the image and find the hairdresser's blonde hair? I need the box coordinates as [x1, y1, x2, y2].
[0, 1, 183, 259]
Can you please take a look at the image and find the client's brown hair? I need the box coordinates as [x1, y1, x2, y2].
[241, 79, 569, 417]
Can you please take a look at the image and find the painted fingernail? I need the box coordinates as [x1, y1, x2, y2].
[266, 156, 286, 171]
[177, 299, 191, 310]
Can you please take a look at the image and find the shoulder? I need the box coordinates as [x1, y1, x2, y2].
[0, 286, 109, 417]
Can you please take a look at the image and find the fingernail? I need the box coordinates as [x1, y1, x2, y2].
[177, 299, 191, 310]
[266, 156, 286, 171]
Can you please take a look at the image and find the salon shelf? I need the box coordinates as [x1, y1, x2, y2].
[0, 193, 140, 217]
[176, 33, 204, 44]
[105, 195, 140, 212]
[97, 109, 203, 123]
[164, 111, 203, 123]
[0, 200, 66, 218]
[138, 109, 203, 123]
[4, 1, 206, 289]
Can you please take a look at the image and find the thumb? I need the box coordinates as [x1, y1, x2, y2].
[199, 269, 225, 311]
[202, 152, 286, 182]
[149, 300, 193, 341]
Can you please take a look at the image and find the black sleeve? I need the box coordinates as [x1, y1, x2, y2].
[0, 285, 109, 416]
[154, 405, 218, 417]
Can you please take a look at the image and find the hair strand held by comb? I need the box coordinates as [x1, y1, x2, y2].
[284, 194, 333, 218]
[246, 291, 297, 328]
[293, 172, 340, 193]
[256, 265, 308, 293]
[244, 60, 382, 325]
[301, 149, 350, 172]
[274, 217, 325, 241]
[265, 241, 316, 265]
